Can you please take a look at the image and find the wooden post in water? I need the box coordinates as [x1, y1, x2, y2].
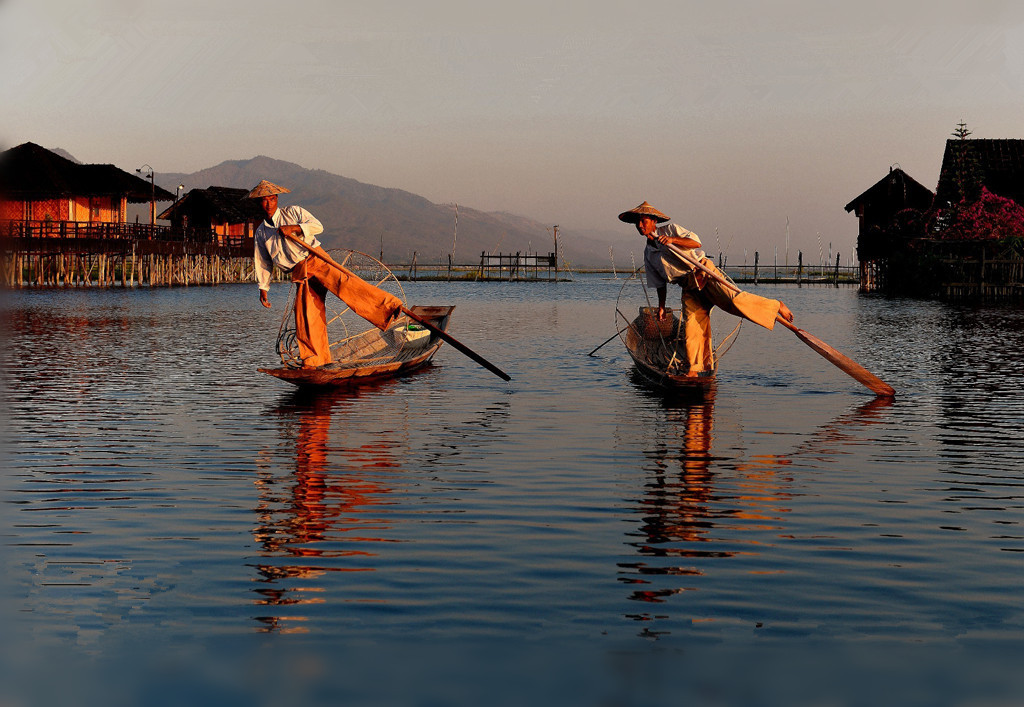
[753, 251, 759, 285]
[834, 253, 841, 287]
[797, 251, 803, 287]
[553, 225, 559, 281]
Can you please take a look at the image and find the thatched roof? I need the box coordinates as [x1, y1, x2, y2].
[157, 186, 264, 222]
[0, 142, 175, 202]
[934, 138, 1024, 209]
[844, 167, 934, 214]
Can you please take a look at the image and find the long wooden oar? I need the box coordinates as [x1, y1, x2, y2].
[400, 306, 511, 381]
[663, 242, 895, 398]
[588, 326, 630, 357]
[278, 231, 511, 381]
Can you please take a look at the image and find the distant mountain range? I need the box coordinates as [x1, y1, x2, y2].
[145, 155, 627, 267]
[50, 147, 81, 164]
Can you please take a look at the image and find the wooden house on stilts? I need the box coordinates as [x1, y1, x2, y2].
[845, 136, 1024, 301]
[0, 142, 175, 238]
[844, 166, 934, 293]
[925, 138, 1024, 301]
[0, 143, 257, 288]
[158, 186, 263, 247]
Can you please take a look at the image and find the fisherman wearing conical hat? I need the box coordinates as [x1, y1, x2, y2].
[250, 179, 402, 368]
[619, 201, 793, 377]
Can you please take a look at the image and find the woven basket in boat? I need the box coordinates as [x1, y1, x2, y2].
[637, 307, 675, 340]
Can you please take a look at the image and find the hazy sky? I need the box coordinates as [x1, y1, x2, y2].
[3, 0, 1023, 261]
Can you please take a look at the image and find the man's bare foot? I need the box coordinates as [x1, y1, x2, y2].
[778, 302, 794, 323]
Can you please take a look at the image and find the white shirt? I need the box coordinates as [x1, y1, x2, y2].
[254, 205, 324, 291]
[643, 223, 706, 290]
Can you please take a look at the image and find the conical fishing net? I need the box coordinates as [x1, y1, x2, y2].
[275, 250, 433, 370]
[615, 266, 742, 376]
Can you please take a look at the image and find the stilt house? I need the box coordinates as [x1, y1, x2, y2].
[0, 142, 174, 238]
[158, 186, 262, 247]
[844, 167, 934, 292]
[933, 138, 1024, 210]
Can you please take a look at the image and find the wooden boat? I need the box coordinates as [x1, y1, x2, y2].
[259, 305, 455, 388]
[621, 308, 717, 393]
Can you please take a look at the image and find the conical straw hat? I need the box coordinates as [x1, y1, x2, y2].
[247, 179, 291, 198]
[618, 201, 670, 224]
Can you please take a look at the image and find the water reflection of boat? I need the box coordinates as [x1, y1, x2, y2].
[620, 394, 894, 625]
[630, 393, 719, 544]
[252, 385, 403, 632]
[620, 388, 803, 625]
[259, 305, 454, 388]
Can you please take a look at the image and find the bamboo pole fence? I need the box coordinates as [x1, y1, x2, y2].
[0, 235, 261, 288]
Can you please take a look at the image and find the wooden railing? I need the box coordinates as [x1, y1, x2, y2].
[2, 219, 174, 240]
[1, 219, 253, 250]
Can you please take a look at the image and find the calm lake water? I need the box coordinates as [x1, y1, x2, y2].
[3, 277, 1023, 706]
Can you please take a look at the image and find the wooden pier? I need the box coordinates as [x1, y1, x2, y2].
[400, 251, 563, 281]
[576, 250, 860, 287]
[476, 251, 558, 281]
[1, 227, 256, 288]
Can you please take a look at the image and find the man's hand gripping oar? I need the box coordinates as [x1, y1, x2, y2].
[663, 242, 895, 398]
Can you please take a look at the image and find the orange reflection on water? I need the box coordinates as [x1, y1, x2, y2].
[622, 388, 794, 625]
[633, 395, 719, 549]
[622, 390, 895, 629]
[251, 384, 406, 631]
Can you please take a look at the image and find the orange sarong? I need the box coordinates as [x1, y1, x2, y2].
[291, 256, 403, 368]
[680, 259, 782, 373]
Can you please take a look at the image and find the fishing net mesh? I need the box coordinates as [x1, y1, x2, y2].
[615, 267, 742, 374]
[276, 250, 419, 369]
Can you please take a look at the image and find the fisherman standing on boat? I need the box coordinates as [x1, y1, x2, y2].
[251, 179, 403, 368]
[619, 201, 794, 377]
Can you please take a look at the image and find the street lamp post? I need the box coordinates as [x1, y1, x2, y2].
[176, 184, 185, 202]
[136, 164, 155, 225]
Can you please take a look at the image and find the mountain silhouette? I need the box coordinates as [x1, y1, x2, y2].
[154, 155, 620, 267]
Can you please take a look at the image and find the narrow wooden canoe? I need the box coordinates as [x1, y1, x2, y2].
[622, 310, 717, 393]
[259, 305, 455, 388]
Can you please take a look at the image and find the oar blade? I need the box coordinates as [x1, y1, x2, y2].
[789, 325, 895, 398]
